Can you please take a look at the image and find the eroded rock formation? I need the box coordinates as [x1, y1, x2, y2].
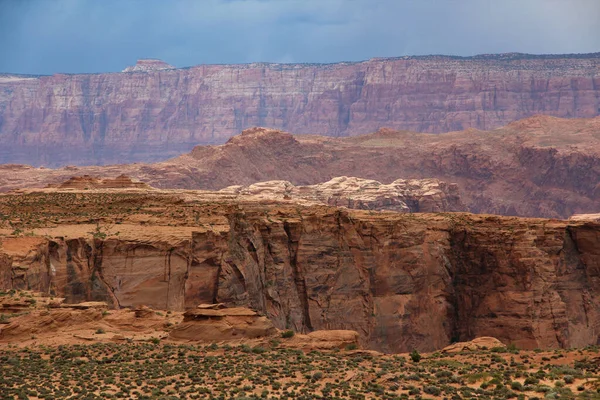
[221, 176, 465, 213]
[1, 192, 600, 352]
[47, 174, 151, 190]
[1, 53, 599, 165]
[169, 307, 277, 341]
[2, 116, 600, 218]
[441, 337, 505, 353]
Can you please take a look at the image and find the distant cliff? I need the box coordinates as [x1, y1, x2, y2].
[3, 116, 600, 219]
[1, 53, 599, 166]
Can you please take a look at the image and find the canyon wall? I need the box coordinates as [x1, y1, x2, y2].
[1, 53, 599, 166]
[3, 117, 600, 219]
[2, 205, 600, 352]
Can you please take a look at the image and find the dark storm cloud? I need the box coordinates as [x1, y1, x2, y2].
[0, 0, 598, 75]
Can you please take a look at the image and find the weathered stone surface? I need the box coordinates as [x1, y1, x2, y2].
[47, 174, 151, 190]
[0, 53, 599, 166]
[441, 337, 505, 353]
[60, 301, 108, 310]
[197, 303, 226, 310]
[0, 301, 179, 344]
[0, 308, 103, 341]
[169, 306, 277, 341]
[221, 176, 465, 213]
[281, 330, 360, 350]
[0, 236, 191, 310]
[570, 214, 600, 222]
[122, 59, 174, 73]
[2, 195, 600, 352]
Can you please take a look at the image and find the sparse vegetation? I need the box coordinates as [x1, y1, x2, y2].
[410, 349, 421, 363]
[281, 330, 295, 339]
[1, 342, 597, 399]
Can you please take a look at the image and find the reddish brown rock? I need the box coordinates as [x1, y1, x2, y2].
[60, 301, 108, 310]
[2, 116, 600, 218]
[2, 192, 600, 352]
[48, 174, 151, 190]
[281, 330, 360, 350]
[169, 306, 277, 341]
[0, 308, 103, 342]
[0, 53, 598, 166]
[441, 337, 505, 353]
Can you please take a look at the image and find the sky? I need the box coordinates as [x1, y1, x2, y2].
[0, 0, 599, 75]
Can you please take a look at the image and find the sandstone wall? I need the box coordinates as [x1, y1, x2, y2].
[2, 209, 600, 352]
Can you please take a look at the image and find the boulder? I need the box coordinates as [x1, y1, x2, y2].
[441, 337, 506, 353]
[169, 307, 277, 341]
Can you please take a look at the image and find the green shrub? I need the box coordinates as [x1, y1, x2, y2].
[507, 343, 519, 352]
[281, 330, 295, 339]
[525, 377, 540, 385]
[423, 385, 441, 396]
[410, 349, 421, 363]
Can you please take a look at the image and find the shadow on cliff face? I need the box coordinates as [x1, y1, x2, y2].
[4, 207, 600, 353]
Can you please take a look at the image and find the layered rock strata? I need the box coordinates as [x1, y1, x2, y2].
[221, 176, 465, 213]
[169, 307, 277, 341]
[1, 192, 600, 352]
[1, 53, 599, 165]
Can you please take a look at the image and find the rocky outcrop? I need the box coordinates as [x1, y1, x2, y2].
[0, 53, 599, 166]
[47, 174, 151, 190]
[570, 214, 600, 222]
[0, 307, 104, 342]
[2, 194, 600, 352]
[169, 306, 277, 341]
[221, 176, 465, 213]
[122, 59, 174, 73]
[0, 291, 360, 348]
[0, 297, 179, 344]
[59, 301, 108, 310]
[441, 337, 506, 353]
[281, 330, 360, 350]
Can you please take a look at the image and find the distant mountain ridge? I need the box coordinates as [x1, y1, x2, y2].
[0, 52, 599, 166]
[2, 116, 600, 219]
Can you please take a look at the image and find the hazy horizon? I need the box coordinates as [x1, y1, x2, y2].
[1, 0, 599, 75]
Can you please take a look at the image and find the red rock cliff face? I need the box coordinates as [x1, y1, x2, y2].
[1, 53, 599, 166]
[2, 205, 600, 352]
